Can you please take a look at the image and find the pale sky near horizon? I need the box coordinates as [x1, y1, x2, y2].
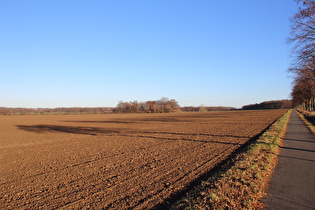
[1, 0, 298, 108]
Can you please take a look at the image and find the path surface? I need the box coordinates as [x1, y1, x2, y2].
[264, 110, 315, 209]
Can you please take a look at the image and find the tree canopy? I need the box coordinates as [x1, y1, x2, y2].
[289, 0, 315, 110]
[114, 98, 181, 113]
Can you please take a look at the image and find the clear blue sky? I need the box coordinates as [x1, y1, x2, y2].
[0, 0, 297, 108]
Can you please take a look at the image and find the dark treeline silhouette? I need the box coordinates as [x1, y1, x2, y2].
[113, 97, 181, 113]
[289, 0, 315, 111]
[0, 107, 114, 115]
[1, 99, 292, 115]
[181, 106, 236, 112]
[241, 100, 292, 110]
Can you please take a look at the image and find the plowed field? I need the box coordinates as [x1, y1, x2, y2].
[0, 110, 286, 209]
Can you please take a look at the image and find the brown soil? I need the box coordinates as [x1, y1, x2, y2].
[0, 110, 286, 209]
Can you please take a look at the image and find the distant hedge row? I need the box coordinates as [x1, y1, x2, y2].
[241, 100, 292, 110]
[181, 106, 236, 112]
[0, 99, 293, 115]
[0, 107, 114, 115]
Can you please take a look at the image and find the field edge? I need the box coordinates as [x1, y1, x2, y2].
[167, 109, 292, 209]
[295, 109, 315, 136]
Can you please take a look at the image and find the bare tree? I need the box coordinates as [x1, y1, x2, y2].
[288, 0, 315, 67]
[114, 98, 180, 113]
[289, 0, 315, 110]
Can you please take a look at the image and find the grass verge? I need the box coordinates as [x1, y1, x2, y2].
[295, 109, 315, 135]
[171, 110, 292, 209]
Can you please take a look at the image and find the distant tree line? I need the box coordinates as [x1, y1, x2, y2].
[1, 99, 293, 115]
[289, 0, 315, 111]
[181, 106, 236, 112]
[113, 97, 181, 113]
[241, 100, 292, 110]
[0, 107, 114, 115]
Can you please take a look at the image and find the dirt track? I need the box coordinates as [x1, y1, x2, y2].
[0, 110, 286, 209]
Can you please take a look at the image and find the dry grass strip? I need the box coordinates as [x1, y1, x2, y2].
[171, 110, 292, 209]
[295, 109, 315, 135]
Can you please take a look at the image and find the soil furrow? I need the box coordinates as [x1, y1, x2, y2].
[0, 110, 287, 209]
